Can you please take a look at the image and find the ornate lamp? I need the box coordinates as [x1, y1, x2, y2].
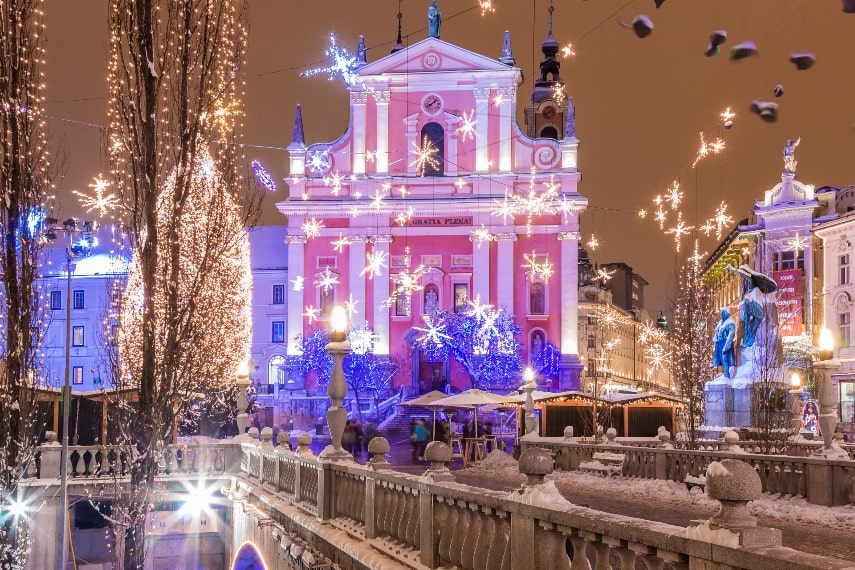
[522, 367, 537, 435]
[789, 371, 803, 442]
[320, 306, 352, 460]
[814, 328, 846, 458]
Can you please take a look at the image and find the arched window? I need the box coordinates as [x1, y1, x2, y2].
[419, 122, 444, 176]
[540, 126, 558, 139]
[268, 355, 286, 386]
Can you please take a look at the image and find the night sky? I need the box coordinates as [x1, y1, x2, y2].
[43, 1, 855, 312]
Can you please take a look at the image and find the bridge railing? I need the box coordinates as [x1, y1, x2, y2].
[233, 439, 854, 570]
[523, 436, 855, 507]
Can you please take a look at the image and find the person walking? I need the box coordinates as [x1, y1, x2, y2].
[413, 419, 430, 461]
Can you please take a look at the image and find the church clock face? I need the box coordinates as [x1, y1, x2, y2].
[422, 94, 442, 114]
[542, 105, 557, 120]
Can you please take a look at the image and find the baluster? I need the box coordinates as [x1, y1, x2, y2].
[380, 485, 394, 536]
[437, 500, 457, 566]
[82, 448, 93, 475]
[579, 531, 610, 570]
[567, 533, 591, 570]
[471, 509, 495, 570]
[70, 449, 80, 477]
[536, 522, 571, 570]
[459, 503, 481, 569]
[448, 502, 468, 567]
[631, 544, 664, 570]
[602, 537, 636, 570]
[405, 492, 419, 546]
[389, 487, 405, 541]
[484, 511, 508, 570]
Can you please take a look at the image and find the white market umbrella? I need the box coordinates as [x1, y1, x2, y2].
[430, 389, 517, 437]
[398, 390, 460, 432]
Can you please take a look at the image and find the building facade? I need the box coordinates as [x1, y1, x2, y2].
[280, 20, 586, 393]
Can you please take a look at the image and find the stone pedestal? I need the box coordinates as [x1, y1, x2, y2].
[704, 380, 775, 429]
[557, 354, 583, 391]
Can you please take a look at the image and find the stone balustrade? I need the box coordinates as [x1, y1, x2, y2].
[523, 436, 855, 507]
[230, 438, 854, 570]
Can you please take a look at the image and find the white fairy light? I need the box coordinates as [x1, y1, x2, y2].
[784, 232, 809, 252]
[522, 250, 555, 282]
[303, 305, 320, 324]
[291, 276, 305, 291]
[654, 206, 667, 230]
[638, 209, 648, 219]
[712, 201, 733, 239]
[302, 218, 324, 239]
[344, 294, 359, 318]
[692, 131, 726, 168]
[457, 110, 477, 142]
[323, 170, 345, 195]
[604, 338, 621, 351]
[665, 212, 693, 252]
[479, 1, 495, 16]
[551, 84, 567, 105]
[360, 248, 388, 279]
[587, 235, 600, 250]
[331, 232, 353, 253]
[394, 206, 415, 226]
[561, 42, 576, 58]
[349, 324, 377, 355]
[471, 224, 495, 248]
[665, 180, 682, 211]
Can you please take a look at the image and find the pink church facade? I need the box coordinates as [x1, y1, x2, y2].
[279, 32, 586, 394]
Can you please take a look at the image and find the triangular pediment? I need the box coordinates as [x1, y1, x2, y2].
[358, 37, 514, 77]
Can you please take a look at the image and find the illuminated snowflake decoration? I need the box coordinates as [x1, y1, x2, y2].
[323, 170, 345, 195]
[251, 160, 276, 192]
[720, 106, 735, 126]
[522, 251, 554, 282]
[471, 224, 496, 249]
[665, 212, 694, 252]
[479, 1, 495, 16]
[303, 305, 320, 324]
[397, 184, 410, 197]
[551, 84, 567, 105]
[644, 343, 669, 378]
[712, 201, 734, 239]
[457, 110, 477, 142]
[454, 179, 466, 191]
[491, 194, 516, 224]
[300, 34, 364, 88]
[360, 248, 388, 279]
[639, 323, 667, 346]
[331, 233, 353, 253]
[314, 266, 339, 292]
[594, 267, 615, 284]
[291, 276, 305, 291]
[692, 132, 726, 169]
[784, 232, 810, 252]
[638, 209, 648, 219]
[394, 206, 415, 226]
[415, 314, 452, 348]
[344, 294, 359, 318]
[604, 338, 621, 351]
[493, 92, 504, 107]
[410, 137, 440, 176]
[587, 235, 600, 250]
[302, 218, 324, 239]
[466, 295, 494, 322]
[307, 149, 332, 174]
[365, 150, 376, 163]
[654, 206, 667, 230]
[561, 42, 576, 58]
[73, 175, 120, 217]
[385, 265, 428, 308]
[665, 181, 682, 211]
[370, 189, 385, 211]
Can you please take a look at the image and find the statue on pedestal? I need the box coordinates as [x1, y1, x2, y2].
[713, 307, 736, 379]
[428, 1, 442, 38]
[783, 136, 800, 174]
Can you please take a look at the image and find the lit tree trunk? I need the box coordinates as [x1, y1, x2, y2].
[0, 1, 53, 565]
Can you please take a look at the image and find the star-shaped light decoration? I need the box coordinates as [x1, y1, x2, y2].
[712, 201, 734, 239]
[594, 266, 615, 284]
[314, 266, 339, 292]
[665, 180, 682, 210]
[492, 92, 504, 107]
[323, 170, 345, 195]
[466, 295, 494, 322]
[491, 193, 516, 225]
[479, 1, 495, 16]
[665, 212, 693, 252]
[522, 250, 555, 282]
[415, 314, 452, 348]
[385, 265, 428, 308]
[692, 132, 726, 169]
[394, 206, 415, 226]
[587, 234, 600, 250]
[604, 338, 621, 351]
[720, 106, 735, 128]
[654, 206, 667, 230]
[410, 137, 440, 176]
[300, 34, 364, 88]
[291, 276, 305, 291]
[303, 305, 320, 324]
[349, 323, 377, 355]
[638, 209, 648, 219]
[561, 42, 576, 58]
[370, 189, 385, 211]
[551, 84, 567, 105]
[784, 232, 810, 252]
[360, 248, 388, 279]
[699, 220, 716, 236]
[331, 233, 353, 253]
[471, 224, 495, 249]
[457, 110, 477, 142]
[397, 184, 409, 197]
[365, 150, 376, 163]
[302, 218, 324, 239]
[73, 175, 120, 217]
[344, 294, 359, 318]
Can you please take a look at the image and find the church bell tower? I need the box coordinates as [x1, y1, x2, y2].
[524, 3, 572, 140]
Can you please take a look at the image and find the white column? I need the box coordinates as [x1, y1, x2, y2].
[285, 235, 306, 356]
[405, 114, 420, 176]
[473, 87, 491, 172]
[374, 90, 390, 174]
[351, 91, 368, 175]
[349, 237, 366, 325]
[372, 235, 392, 355]
[496, 233, 516, 312]
[559, 232, 580, 355]
[472, 236, 490, 304]
[498, 86, 513, 172]
[444, 114, 459, 176]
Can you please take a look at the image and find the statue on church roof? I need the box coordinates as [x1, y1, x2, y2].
[428, 1, 442, 38]
[784, 136, 800, 175]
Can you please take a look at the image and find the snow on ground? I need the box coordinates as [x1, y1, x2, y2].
[460, 454, 855, 532]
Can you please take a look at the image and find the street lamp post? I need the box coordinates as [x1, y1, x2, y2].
[320, 305, 352, 460]
[44, 217, 98, 570]
[522, 367, 537, 435]
[815, 329, 847, 458]
[789, 371, 803, 442]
